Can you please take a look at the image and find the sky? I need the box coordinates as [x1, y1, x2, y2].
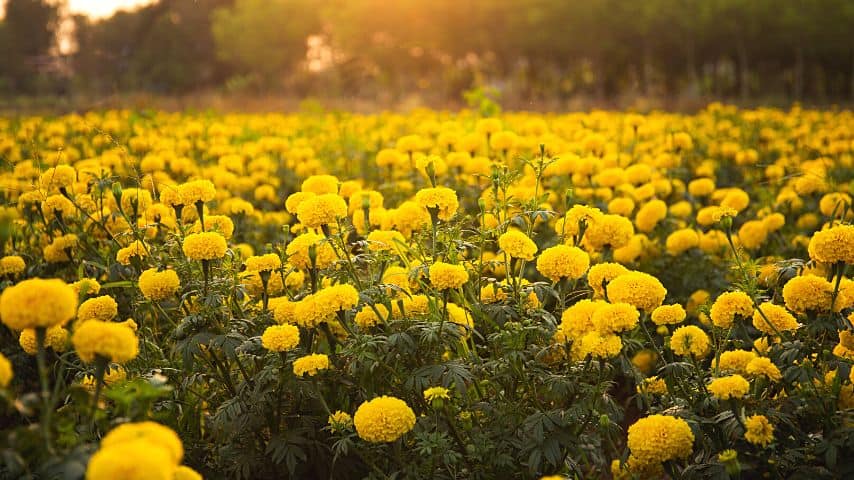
[67, 0, 154, 18]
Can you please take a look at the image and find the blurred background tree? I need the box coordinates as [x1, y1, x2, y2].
[1, 0, 853, 107]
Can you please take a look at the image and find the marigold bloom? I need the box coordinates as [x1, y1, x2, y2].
[781, 275, 834, 313]
[78, 295, 118, 322]
[592, 302, 639, 334]
[670, 325, 711, 358]
[178, 179, 216, 205]
[428, 262, 468, 290]
[587, 263, 629, 298]
[182, 232, 227, 261]
[607, 271, 666, 312]
[536, 245, 589, 282]
[423, 386, 451, 402]
[0, 353, 12, 388]
[138, 268, 181, 301]
[651, 304, 686, 326]
[709, 291, 754, 329]
[498, 230, 538, 260]
[808, 225, 854, 264]
[745, 357, 782, 382]
[578, 332, 622, 359]
[714, 350, 756, 374]
[245, 253, 281, 273]
[752, 302, 799, 335]
[665, 228, 700, 255]
[584, 214, 634, 250]
[0, 255, 25, 276]
[708, 374, 750, 400]
[101, 421, 184, 464]
[86, 439, 176, 480]
[0, 278, 77, 330]
[261, 324, 300, 352]
[353, 396, 416, 443]
[286, 232, 336, 270]
[297, 193, 347, 228]
[744, 414, 774, 447]
[293, 353, 329, 376]
[301, 174, 339, 195]
[116, 240, 149, 265]
[627, 415, 694, 468]
[415, 186, 459, 221]
[72, 320, 139, 364]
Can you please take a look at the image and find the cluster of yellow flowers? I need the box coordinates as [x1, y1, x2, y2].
[0, 104, 852, 478]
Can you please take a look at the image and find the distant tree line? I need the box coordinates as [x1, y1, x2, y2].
[1, 0, 853, 103]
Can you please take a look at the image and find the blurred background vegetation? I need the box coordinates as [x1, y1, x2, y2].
[1, 0, 853, 110]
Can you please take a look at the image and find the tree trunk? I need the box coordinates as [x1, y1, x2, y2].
[737, 40, 749, 101]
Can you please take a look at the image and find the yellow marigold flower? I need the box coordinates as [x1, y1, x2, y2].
[819, 192, 852, 217]
[607, 271, 666, 312]
[116, 240, 149, 265]
[191, 215, 235, 239]
[670, 325, 711, 358]
[584, 214, 634, 250]
[634, 200, 667, 233]
[498, 229, 537, 261]
[0, 255, 25, 276]
[19, 325, 68, 354]
[607, 197, 635, 216]
[85, 439, 176, 480]
[328, 410, 354, 433]
[587, 263, 629, 298]
[286, 232, 336, 270]
[301, 174, 339, 195]
[709, 291, 754, 329]
[318, 284, 360, 311]
[285, 191, 315, 214]
[428, 262, 468, 290]
[708, 374, 750, 400]
[366, 230, 406, 252]
[182, 232, 227, 261]
[72, 320, 139, 364]
[0, 278, 77, 330]
[651, 304, 686, 326]
[555, 205, 603, 238]
[627, 415, 694, 467]
[269, 299, 296, 325]
[744, 414, 774, 447]
[714, 350, 756, 374]
[688, 178, 716, 197]
[752, 302, 800, 335]
[297, 193, 347, 228]
[711, 206, 738, 223]
[78, 295, 118, 322]
[536, 245, 589, 282]
[720, 188, 750, 213]
[261, 324, 300, 352]
[738, 220, 768, 250]
[293, 353, 329, 377]
[781, 275, 834, 314]
[178, 179, 216, 205]
[638, 376, 667, 395]
[101, 421, 183, 464]
[39, 165, 76, 191]
[415, 186, 459, 221]
[0, 353, 12, 388]
[42, 194, 75, 218]
[138, 268, 181, 301]
[355, 304, 388, 329]
[423, 386, 450, 402]
[592, 302, 639, 334]
[120, 188, 152, 214]
[245, 253, 281, 273]
[578, 332, 622, 359]
[808, 225, 854, 264]
[71, 278, 101, 297]
[745, 357, 782, 382]
[665, 228, 700, 255]
[44, 233, 79, 263]
[558, 299, 605, 341]
[353, 396, 416, 443]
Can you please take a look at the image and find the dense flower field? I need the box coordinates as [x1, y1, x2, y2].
[0, 105, 853, 479]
